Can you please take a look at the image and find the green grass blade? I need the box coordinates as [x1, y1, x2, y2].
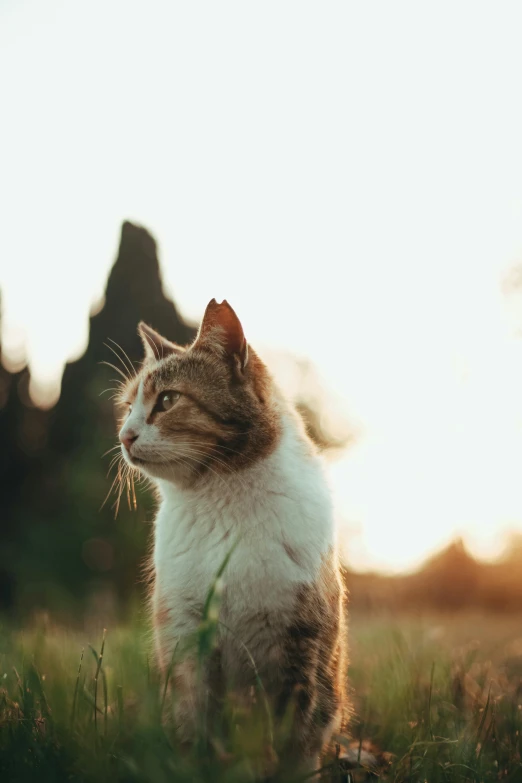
[71, 646, 85, 729]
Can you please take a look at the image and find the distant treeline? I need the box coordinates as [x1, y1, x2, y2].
[346, 537, 522, 613]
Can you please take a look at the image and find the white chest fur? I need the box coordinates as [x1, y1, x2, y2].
[153, 417, 335, 646]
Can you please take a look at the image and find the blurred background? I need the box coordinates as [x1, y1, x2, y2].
[2, 1, 522, 625]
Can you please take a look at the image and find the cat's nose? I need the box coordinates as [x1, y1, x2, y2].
[120, 430, 138, 451]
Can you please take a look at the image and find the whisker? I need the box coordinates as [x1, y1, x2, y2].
[100, 379, 128, 401]
[130, 472, 137, 510]
[130, 443, 240, 472]
[107, 455, 122, 474]
[99, 387, 125, 398]
[100, 467, 122, 511]
[107, 338, 137, 380]
[126, 472, 132, 510]
[103, 342, 134, 381]
[100, 361, 130, 383]
[134, 440, 246, 457]
[102, 444, 122, 458]
[114, 462, 128, 517]
[134, 441, 257, 478]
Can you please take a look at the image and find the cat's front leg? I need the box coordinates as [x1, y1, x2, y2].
[153, 596, 201, 741]
[170, 657, 200, 743]
[156, 636, 201, 742]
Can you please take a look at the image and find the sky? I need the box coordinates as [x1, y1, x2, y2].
[2, 1, 522, 573]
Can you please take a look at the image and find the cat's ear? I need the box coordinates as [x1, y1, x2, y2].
[138, 322, 185, 361]
[196, 299, 249, 370]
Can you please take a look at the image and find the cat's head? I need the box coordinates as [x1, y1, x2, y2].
[117, 299, 281, 486]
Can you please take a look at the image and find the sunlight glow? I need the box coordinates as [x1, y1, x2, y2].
[2, 1, 522, 572]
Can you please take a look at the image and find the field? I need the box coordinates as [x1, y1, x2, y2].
[1, 611, 522, 782]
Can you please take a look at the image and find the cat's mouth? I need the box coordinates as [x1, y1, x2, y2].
[122, 451, 151, 467]
[122, 445, 179, 469]
[128, 453, 176, 468]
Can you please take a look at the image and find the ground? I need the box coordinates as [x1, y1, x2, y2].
[1, 611, 522, 782]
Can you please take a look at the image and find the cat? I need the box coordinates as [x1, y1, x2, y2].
[117, 298, 348, 775]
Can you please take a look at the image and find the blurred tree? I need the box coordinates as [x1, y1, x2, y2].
[1, 223, 196, 620]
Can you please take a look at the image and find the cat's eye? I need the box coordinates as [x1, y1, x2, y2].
[156, 390, 180, 412]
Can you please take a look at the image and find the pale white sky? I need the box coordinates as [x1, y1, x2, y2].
[2, 1, 522, 572]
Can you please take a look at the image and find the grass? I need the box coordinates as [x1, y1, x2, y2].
[1, 612, 522, 782]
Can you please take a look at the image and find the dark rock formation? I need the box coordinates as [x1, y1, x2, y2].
[49, 221, 196, 455]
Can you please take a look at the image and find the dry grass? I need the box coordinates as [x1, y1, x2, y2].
[1, 611, 522, 781]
